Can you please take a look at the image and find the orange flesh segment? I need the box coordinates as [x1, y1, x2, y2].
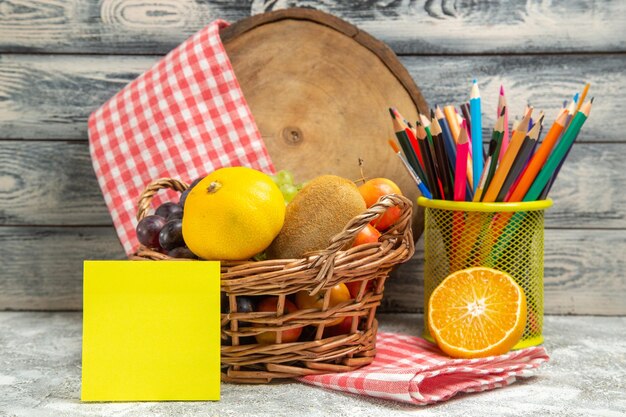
[428, 267, 526, 358]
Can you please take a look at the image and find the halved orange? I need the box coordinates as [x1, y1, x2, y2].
[428, 267, 527, 358]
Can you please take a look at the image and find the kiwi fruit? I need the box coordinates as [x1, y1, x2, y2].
[267, 175, 366, 259]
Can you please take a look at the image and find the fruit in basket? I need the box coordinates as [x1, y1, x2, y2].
[267, 175, 366, 259]
[179, 177, 204, 209]
[158, 218, 185, 250]
[270, 170, 305, 203]
[358, 178, 403, 231]
[155, 202, 183, 220]
[167, 246, 197, 259]
[352, 224, 381, 247]
[136, 215, 167, 249]
[255, 297, 302, 344]
[323, 317, 356, 337]
[295, 283, 351, 326]
[428, 267, 527, 359]
[182, 167, 285, 260]
[345, 279, 374, 298]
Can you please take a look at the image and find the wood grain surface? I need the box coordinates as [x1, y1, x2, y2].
[0, 4, 624, 314]
[1, 227, 622, 314]
[2, 141, 623, 228]
[1, 54, 622, 141]
[1, 0, 624, 54]
[0, 227, 124, 310]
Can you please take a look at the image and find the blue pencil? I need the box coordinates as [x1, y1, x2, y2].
[470, 80, 483, 189]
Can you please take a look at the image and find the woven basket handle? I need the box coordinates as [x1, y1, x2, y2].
[136, 178, 189, 221]
[309, 193, 413, 295]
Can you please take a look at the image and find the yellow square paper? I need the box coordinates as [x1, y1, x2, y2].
[81, 261, 220, 401]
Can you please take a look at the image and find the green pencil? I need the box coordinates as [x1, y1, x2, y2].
[522, 100, 592, 201]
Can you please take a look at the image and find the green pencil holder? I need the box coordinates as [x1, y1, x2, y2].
[418, 197, 553, 349]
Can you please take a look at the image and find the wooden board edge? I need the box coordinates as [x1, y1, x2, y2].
[219, 7, 429, 115]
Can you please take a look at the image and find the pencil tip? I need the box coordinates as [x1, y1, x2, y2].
[499, 85, 504, 95]
[590, 97, 595, 103]
[473, 79, 477, 84]
[573, 92, 579, 102]
[430, 109, 435, 118]
[388, 108, 396, 119]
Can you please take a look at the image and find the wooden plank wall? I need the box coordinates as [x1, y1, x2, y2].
[0, 0, 625, 314]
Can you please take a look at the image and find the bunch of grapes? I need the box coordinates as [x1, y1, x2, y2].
[135, 177, 203, 258]
[270, 170, 305, 204]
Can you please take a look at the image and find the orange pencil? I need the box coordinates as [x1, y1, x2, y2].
[576, 83, 591, 114]
[443, 105, 460, 142]
[507, 109, 568, 202]
[481, 109, 533, 202]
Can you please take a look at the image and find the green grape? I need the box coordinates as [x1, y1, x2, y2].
[279, 183, 299, 203]
[275, 170, 294, 185]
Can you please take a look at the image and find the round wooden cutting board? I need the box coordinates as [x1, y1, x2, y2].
[221, 8, 429, 238]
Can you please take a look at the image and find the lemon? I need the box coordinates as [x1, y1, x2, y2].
[182, 167, 285, 260]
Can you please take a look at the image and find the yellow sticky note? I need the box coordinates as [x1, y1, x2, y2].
[81, 261, 220, 401]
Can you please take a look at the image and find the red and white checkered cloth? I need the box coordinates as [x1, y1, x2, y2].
[88, 20, 274, 255]
[300, 332, 549, 405]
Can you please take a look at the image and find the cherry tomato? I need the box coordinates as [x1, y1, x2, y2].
[358, 178, 403, 231]
[295, 283, 351, 326]
[323, 317, 357, 338]
[352, 224, 382, 247]
[255, 297, 302, 344]
[345, 280, 375, 299]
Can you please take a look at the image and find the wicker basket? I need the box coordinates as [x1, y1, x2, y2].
[132, 178, 415, 383]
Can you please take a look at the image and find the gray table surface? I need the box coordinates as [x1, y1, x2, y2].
[1, 312, 625, 417]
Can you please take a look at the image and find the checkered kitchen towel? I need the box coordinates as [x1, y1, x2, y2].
[88, 20, 274, 255]
[300, 332, 549, 405]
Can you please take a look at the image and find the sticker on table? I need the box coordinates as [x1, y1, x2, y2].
[81, 260, 220, 401]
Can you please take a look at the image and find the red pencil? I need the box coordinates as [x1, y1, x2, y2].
[454, 124, 470, 201]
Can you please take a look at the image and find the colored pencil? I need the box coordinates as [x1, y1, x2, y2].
[443, 105, 461, 143]
[435, 105, 457, 170]
[470, 80, 483, 189]
[507, 109, 568, 202]
[416, 121, 441, 199]
[498, 85, 509, 162]
[523, 100, 593, 201]
[538, 127, 582, 199]
[431, 116, 454, 200]
[481, 111, 506, 201]
[481, 109, 533, 202]
[496, 115, 543, 202]
[389, 109, 428, 187]
[538, 98, 582, 199]
[388, 140, 432, 199]
[454, 126, 470, 202]
[576, 83, 590, 114]
[420, 113, 433, 145]
[473, 156, 493, 202]
[392, 108, 426, 169]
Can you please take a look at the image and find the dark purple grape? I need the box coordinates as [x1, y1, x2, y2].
[167, 210, 183, 221]
[155, 202, 182, 219]
[179, 177, 204, 209]
[136, 215, 167, 249]
[167, 246, 197, 259]
[158, 219, 185, 250]
[235, 297, 255, 314]
[221, 295, 256, 314]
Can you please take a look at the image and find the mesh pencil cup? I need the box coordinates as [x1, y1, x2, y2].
[417, 197, 553, 349]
